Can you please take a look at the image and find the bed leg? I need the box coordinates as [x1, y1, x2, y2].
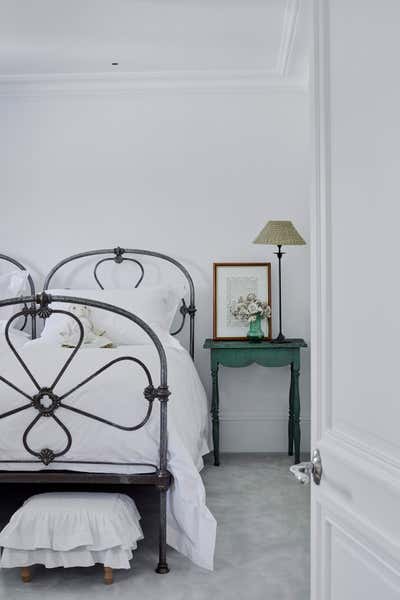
[20, 566, 32, 583]
[103, 566, 113, 585]
[155, 489, 169, 574]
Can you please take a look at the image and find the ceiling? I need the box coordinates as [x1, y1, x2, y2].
[0, 0, 311, 89]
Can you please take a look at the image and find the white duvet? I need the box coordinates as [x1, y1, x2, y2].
[0, 338, 216, 570]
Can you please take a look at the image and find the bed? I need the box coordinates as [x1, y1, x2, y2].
[0, 248, 216, 572]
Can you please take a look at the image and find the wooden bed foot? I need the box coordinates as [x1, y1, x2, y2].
[103, 566, 113, 585]
[20, 567, 32, 583]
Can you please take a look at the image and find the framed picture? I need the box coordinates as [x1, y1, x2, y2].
[213, 262, 272, 340]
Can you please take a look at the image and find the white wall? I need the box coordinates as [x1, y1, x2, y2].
[0, 86, 310, 452]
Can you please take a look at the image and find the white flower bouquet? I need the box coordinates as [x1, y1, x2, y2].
[230, 293, 271, 323]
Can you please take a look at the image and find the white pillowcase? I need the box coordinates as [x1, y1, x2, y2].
[0, 270, 29, 324]
[41, 287, 182, 346]
[0, 321, 30, 351]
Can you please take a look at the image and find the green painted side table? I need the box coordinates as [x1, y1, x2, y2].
[203, 338, 308, 466]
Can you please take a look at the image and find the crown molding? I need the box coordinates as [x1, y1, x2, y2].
[0, 70, 308, 97]
[0, 0, 308, 97]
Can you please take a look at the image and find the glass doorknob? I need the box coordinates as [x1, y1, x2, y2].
[290, 449, 322, 485]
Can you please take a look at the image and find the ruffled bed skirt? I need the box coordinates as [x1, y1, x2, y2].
[0, 492, 143, 570]
[0, 546, 136, 569]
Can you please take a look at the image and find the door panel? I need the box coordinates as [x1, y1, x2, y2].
[311, 1, 400, 598]
[330, 526, 400, 600]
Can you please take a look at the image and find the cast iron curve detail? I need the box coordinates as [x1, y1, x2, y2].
[94, 247, 145, 289]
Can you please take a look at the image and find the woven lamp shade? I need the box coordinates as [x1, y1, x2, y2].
[253, 220, 306, 246]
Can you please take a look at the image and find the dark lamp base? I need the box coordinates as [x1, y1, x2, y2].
[272, 333, 291, 344]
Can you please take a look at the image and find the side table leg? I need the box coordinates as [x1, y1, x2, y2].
[288, 365, 294, 456]
[292, 365, 301, 464]
[211, 364, 220, 466]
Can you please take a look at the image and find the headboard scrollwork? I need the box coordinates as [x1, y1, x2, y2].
[94, 247, 145, 289]
[44, 247, 196, 358]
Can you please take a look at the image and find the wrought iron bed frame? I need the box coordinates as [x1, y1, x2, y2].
[0, 248, 198, 574]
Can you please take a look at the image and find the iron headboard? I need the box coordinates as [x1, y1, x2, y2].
[43, 247, 196, 358]
[0, 253, 36, 339]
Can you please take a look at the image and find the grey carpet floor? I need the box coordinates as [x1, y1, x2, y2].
[0, 454, 310, 600]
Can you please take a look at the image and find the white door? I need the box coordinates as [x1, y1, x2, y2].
[310, 1, 400, 598]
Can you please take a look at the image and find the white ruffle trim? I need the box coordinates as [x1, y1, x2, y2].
[0, 492, 143, 569]
[1, 547, 135, 569]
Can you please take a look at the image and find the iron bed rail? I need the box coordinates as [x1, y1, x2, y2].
[0, 292, 171, 574]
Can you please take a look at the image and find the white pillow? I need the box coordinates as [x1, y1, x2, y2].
[41, 287, 182, 346]
[0, 321, 30, 351]
[0, 270, 29, 324]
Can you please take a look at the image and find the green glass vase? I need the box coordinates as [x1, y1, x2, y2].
[247, 314, 264, 342]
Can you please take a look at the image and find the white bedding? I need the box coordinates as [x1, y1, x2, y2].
[0, 339, 216, 570]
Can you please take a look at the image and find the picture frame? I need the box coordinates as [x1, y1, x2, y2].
[213, 262, 272, 341]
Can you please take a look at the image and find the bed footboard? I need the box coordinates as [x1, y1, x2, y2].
[0, 292, 171, 574]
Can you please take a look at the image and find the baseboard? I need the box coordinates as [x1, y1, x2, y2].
[219, 413, 311, 453]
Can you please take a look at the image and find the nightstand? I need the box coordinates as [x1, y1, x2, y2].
[203, 338, 308, 465]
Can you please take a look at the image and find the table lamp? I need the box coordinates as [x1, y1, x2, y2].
[253, 220, 306, 343]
